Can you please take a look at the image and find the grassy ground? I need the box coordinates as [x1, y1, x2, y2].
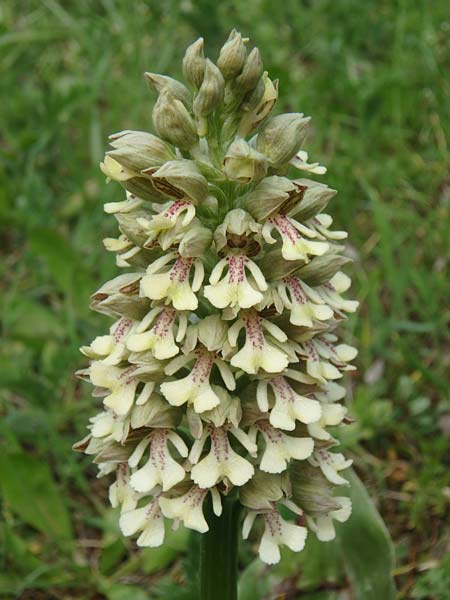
[1, 1, 449, 598]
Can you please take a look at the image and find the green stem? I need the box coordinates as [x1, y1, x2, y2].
[200, 496, 240, 600]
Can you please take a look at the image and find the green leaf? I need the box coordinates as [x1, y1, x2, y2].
[336, 469, 396, 600]
[0, 452, 73, 545]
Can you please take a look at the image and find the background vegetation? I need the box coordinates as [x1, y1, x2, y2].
[1, 1, 449, 598]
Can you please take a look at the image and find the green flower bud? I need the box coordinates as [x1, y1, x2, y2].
[143, 159, 209, 203]
[236, 47, 263, 93]
[256, 113, 311, 168]
[179, 220, 213, 257]
[241, 175, 304, 221]
[296, 254, 351, 287]
[240, 471, 286, 510]
[217, 30, 247, 79]
[193, 59, 225, 118]
[257, 249, 306, 281]
[90, 273, 150, 319]
[240, 76, 265, 113]
[109, 130, 175, 166]
[144, 72, 192, 108]
[182, 37, 206, 89]
[289, 462, 342, 517]
[131, 395, 182, 429]
[152, 89, 198, 149]
[223, 138, 267, 183]
[289, 178, 337, 221]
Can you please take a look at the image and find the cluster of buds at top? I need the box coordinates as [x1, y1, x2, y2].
[75, 30, 359, 565]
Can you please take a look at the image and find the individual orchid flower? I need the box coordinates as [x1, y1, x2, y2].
[306, 214, 348, 241]
[189, 424, 256, 488]
[256, 375, 322, 431]
[310, 449, 353, 485]
[300, 340, 343, 383]
[137, 199, 196, 249]
[289, 149, 327, 175]
[159, 485, 223, 533]
[119, 495, 166, 547]
[254, 420, 314, 473]
[277, 277, 334, 327]
[89, 361, 140, 415]
[160, 347, 235, 413]
[128, 428, 188, 493]
[140, 252, 204, 310]
[228, 310, 293, 374]
[126, 306, 188, 360]
[306, 496, 352, 541]
[243, 507, 307, 565]
[80, 316, 138, 365]
[316, 272, 359, 314]
[204, 254, 268, 310]
[89, 409, 130, 444]
[109, 464, 140, 514]
[262, 214, 329, 262]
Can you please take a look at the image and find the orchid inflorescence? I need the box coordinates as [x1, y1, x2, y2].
[75, 30, 358, 565]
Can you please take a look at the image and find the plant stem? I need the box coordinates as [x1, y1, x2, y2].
[200, 495, 240, 600]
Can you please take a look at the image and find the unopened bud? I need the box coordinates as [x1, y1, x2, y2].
[144, 72, 192, 108]
[240, 471, 285, 510]
[152, 90, 198, 149]
[90, 273, 150, 319]
[256, 113, 310, 168]
[296, 254, 351, 287]
[182, 37, 206, 89]
[143, 159, 209, 203]
[289, 178, 337, 221]
[289, 462, 341, 517]
[223, 138, 267, 183]
[241, 175, 304, 221]
[179, 220, 213, 257]
[193, 59, 225, 118]
[217, 30, 247, 79]
[236, 47, 263, 93]
[109, 130, 175, 166]
[257, 249, 306, 281]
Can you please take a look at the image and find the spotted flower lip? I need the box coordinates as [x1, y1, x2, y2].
[128, 429, 188, 493]
[140, 252, 204, 311]
[126, 306, 188, 360]
[228, 310, 292, 374]
[243, 508, 307, 565]
[160, 347, 235, 413]
[189, 425, 255, 488]
[257, 375, 322, 430]
[204, 254, 267, 310]
[262, 214, 329, 262]
[77, 30, 358, 566]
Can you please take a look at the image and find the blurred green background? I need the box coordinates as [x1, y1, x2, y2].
[1, 1, 449, 598]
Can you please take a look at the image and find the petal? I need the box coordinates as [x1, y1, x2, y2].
[191, 452, 222, 488]
[119, 506, 148, 536]
[258, 529, 281, 565]
[137, 512, 165, 547]
[130, 462, 160, 492]
[224, 450, 254, 486]
[280, 521, 307, 552]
